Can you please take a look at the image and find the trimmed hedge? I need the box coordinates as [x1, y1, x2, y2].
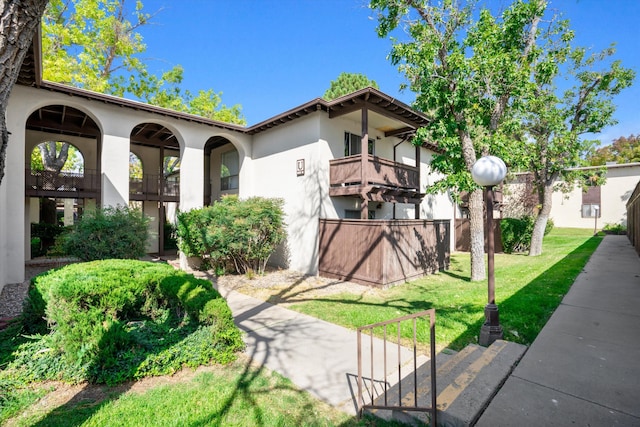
[21, 259, 243, 384]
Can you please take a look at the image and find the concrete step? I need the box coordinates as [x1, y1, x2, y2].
[367, 340, 527, 426]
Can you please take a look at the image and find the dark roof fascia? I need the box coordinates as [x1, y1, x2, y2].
[36, 80, 247, 133]
[30, 82, 437, 150]
[246, 99, 330, 135]
[246, 87, 432, 137]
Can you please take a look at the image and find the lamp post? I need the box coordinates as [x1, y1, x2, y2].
[471, 155, 507, 347]
[593, 205, 600, 235]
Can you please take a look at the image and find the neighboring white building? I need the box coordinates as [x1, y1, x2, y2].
[503, 163, 640, 229]
[0, 41, 455, 292]
[552, 163, 640, 229]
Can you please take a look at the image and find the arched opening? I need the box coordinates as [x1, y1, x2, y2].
[204, 136, 237, 205]
[129, 151, 143, 181]
[129, 122, 180, 255]
[25, 105, 101, 258]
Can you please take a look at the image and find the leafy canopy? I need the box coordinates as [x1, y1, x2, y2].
[323, 72, 380, 100]
[42, 0, 246, 124]
[588, 134, 640, 166]
[370, 0, 545, 194]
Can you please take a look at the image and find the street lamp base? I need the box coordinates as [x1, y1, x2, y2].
[479, 303, 503, 347]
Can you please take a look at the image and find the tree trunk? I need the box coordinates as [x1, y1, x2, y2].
[529, 180, 554, 256]
[458, 125, 485, 281]
[39, 141, 70, 172]
[469, 188, 486, 281]
[0, 0, 49, 185]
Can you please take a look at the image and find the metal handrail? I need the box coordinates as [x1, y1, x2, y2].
[356, 309, 437, 425]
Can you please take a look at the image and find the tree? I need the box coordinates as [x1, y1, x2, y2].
[0, 0, 49, 186]
[323, 72, 380, 100]
[589, 134, 640, 166]
[370, 0, 544, 281]
[39, 0, 246, 178]
[31, 140, 82, 172]
[523, 41, 634, 255]
[42, 0, 246, 125]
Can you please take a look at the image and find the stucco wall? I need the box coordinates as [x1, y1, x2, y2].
[1, 85, 250, 291]
[1, 83, 453, 293]
[551, 164, 640, 229]
[251, 113, 326, 274]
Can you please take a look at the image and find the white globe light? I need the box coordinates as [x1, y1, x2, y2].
[471, 156, 507, 186]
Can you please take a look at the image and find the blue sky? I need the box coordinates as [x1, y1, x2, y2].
[138, 0, 639, 147]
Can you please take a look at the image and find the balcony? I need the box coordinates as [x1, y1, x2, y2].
[25, 168, 100, 198]
[130, 174, 179, 201]
[329, 154, 423, 204]
[25, 169, 179, 201]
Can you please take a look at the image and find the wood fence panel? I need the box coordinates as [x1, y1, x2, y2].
[454, 218, 503, 253]
[627, 180, 640, 254]
[319, 219, 450, 287]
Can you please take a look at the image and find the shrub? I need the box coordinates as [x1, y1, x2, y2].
[177, 196, 286, 274]
[20, 259, 244, 384]
[57, 206, 150, 261]
[500, 215, 554, 254]
[30, 222, 67, 256]
[603, 223, 626, 234]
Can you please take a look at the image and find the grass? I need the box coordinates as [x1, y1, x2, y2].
[6, 356, 396, 427]
[2, 228, 600, 425]
[286, 228, 602, 351]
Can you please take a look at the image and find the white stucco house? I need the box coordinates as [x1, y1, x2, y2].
[0, 39, 455, 293]
[503, 162, 640, 229]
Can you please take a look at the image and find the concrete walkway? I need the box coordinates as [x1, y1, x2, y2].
[213, 283, 425, 416]
[477, 235, 640, 426]
[209, 234, 640, 425]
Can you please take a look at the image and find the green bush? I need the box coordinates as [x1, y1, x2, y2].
[30, 222, 67, 256]
[177, 196, 286, 274]
[19, 259, 244, 384]
[500, 216, 554, 254]
[603, 223, 626, 234]
[57, 206, 150, 261]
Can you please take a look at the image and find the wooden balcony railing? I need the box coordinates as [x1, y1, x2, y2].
[130, 174, 179, 199]
[330, 155, 420, 190]
[25, 169, 179, 200]
[25, 168, 100, 197]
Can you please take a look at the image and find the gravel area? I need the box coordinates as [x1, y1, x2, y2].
[213, 268, 376, 305]
[0, 259, 76, 320]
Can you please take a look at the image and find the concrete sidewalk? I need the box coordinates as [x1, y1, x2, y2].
[214, 283, 427, 416]
[477, 235, 640, 426]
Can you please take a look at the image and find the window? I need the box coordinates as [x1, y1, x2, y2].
[344, 132, 375, 157]
[581, 204, 600, 218]
[221, 150, 239, 191]
[345, 209, 376, 219]
[581, 186, 601, 218]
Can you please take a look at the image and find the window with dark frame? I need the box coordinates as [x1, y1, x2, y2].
[345, 209, 376, 219]
[220, 150, 239, 191]
[581, 185, 601, 218]
[344, 132, 375, 157]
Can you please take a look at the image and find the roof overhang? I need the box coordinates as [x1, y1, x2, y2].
[17, 33, 437, 150]
[16, 26, 42, 87]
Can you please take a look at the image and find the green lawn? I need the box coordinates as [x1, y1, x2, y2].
[289, 228, 602, 351]
[5, 355, 402, 427]
[3, 228, 600, 426]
